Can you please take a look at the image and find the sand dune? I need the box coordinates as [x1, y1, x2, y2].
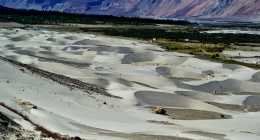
[222, 63, 248, 71]
[73, 39, 108, 46]
[46, 37, 57, 42]
[175, 91, 219, 102]
[14, 50, 39, 56]
[192, 79, 260, 93]
[64, 36, 79, 40]
[122, 52, 158, 63]
[251, 71, 260, 82]
[62, 46, 89, 51]
[40, 46, 53, 51]
[244, 96, 260, 106]
[4, 44, 16, 48]
[0, 28, 260, 140]
[97, 73, 186, 90]
[10, 35, 30, 41]
[4, 44, 21, 51]
[156, 67, 205, 79]
[88, 47, 135, 54]
[122, 52, 190, 64]
[135, 91, 223, 113]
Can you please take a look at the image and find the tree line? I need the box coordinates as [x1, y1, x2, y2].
[0, 5, 194, 26]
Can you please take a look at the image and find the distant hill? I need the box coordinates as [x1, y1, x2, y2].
[0, 0, 260, 20]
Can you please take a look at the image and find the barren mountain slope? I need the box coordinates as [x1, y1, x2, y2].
[1, 0, 260, 18]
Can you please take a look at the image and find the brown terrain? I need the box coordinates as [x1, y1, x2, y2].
[146, 106, 232, 120]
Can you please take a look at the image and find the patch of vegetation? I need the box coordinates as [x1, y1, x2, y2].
[157, 40, 226, 57]
[80, 27, 260, 44]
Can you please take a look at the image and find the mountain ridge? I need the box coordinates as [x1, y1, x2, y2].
[1, 0, 260, 19]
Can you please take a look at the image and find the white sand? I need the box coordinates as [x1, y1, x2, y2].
[0, 28, 260, 140]
[202, 30, 260, 35]
[223, 51, 260, 57]
[234, 58, 260, 64]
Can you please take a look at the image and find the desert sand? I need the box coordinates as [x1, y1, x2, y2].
[202, 30, 260, 35]
[0, 22, 24, 28]
[0, 28, 260, 140]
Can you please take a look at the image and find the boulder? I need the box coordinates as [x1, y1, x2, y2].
[155, 107, 166, 115]
[32, 105, 37, 109]
[70, 136, 81, 140]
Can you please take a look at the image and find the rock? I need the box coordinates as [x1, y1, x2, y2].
[19, 69, 25, 73]
[243, 108, 249, 112]
[73, 136, 81, 140]
[15, 133, 22, 138]
[0, 122, 8, 127]
[155, 107, 166, 115]
[40, 134, 46, 138]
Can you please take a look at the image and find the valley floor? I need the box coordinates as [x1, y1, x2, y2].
[0, 28, 260, 140]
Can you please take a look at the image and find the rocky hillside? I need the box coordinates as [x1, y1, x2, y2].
[1, 0, 260, 19]
[0, 112, 40, 139]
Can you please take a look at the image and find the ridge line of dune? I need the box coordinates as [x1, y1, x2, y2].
[0, 56, 121, 99]
[25, 54, 91, 68]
